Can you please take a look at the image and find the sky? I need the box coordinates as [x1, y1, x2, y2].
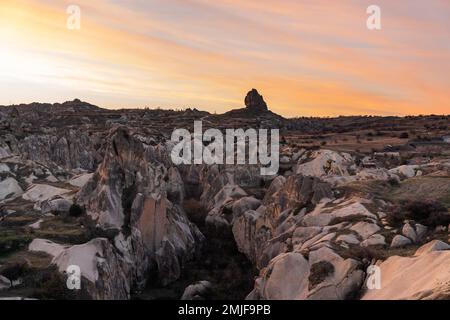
[0, 0, 449, 117]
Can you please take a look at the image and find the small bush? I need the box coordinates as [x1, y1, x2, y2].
[338, 245, 385, 262]
[183, 198, 207, 227]
[308, 261, 334, 290]
[0, 231, 32, 255]
[0, 259, 29, 280]
[388, 177, 400, 186]
[387, 200, 450, 227]
[69, 204, 84, 217]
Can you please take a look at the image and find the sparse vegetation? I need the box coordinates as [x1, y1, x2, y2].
[399, 132, 409, 139]
[69, 203, 84, 217]
[0, 230, 32, 255]
[387, 200, 450, 227]
[308, 261, 334, 290]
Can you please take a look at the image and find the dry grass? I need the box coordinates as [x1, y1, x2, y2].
[308, 261, 335, 290]
[388, 177, 450, 208]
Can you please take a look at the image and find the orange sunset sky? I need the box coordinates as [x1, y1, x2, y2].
[0, 0, 449, 117]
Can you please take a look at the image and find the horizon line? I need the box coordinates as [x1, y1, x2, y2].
[1, 98, 449, 119]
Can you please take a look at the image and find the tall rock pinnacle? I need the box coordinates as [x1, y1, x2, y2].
[244, 89, 268, 111]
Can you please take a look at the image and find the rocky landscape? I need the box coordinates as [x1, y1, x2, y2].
[0, 90, 449, 300]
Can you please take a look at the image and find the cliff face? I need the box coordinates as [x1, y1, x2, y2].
[76, 127, 204, 289]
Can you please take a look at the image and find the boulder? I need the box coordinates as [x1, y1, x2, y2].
[0, 147, 11, 159]
[296, 150, 354, 178]
[390, 235, 412, 248]
[307, 247, 364, 300]
[0, 163, 10, 173]
[361, 234, 386, 247]
[389, 165, 419, 178]
[28, 219, 43, 229]
[263, 175, 332, 226]
[181, 281, 213, 300]
[0, 177, 23, 201]
[292, 226, 322, 246]
[232, 196, 261, 218]
[22, 184, 71, 203]
[251, 247, 364, 300]
[336, 233, 360, 245]
[68, 173, 94, 188]
[332, 201, 377, 221]
[0, 275, 11, 291]
[415, 224, 428, 241]
[53, 238, 131, 300]
[302, 199, 376, 228]
[29, 238, 67, 257]
[363, 247, 450, 299]
[232, 210, 272, 264]
[414, 240, 450, 256]
[254, 252, 310, 300]
[265, 176, 286, 199]
[402, 223, 418, 243]
[350, 222, 380, 240]
[40, 197, 72, 214]
[213, 184, 247, 210]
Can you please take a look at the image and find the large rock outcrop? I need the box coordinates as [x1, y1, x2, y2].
[248, 247, 364, 300]
[263, 174, 333, 226]
[29, 238, 131, 300]
[363, 241, 450, 300]
[77, 127, 204, 286]
[245, 89, 268, 112]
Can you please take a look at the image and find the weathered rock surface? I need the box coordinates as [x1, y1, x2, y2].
[17, 130, 99, 171]
[390, 235, 412, 248]
[53, 238, 131, 300]
[414, 240, 450, 256]
[1, 95, 450, 301]
[363, 241, 450, 300]
[249, 247, 364, 300]
[22, 184, 71, 203]
[296, 150, 354, 178]
[263, 174, 333, 226]
[40, 197, 72, 214]
[69, 173, 94, 188]
[0, 177, 23, 201]
[389, 165, 419, 179]
[0, 275, 11, 291]
[361, 234, 386, 247]
[29, 238, 68, 257]
[232, 210, 272, 265]
[76, 127, 204, 286]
